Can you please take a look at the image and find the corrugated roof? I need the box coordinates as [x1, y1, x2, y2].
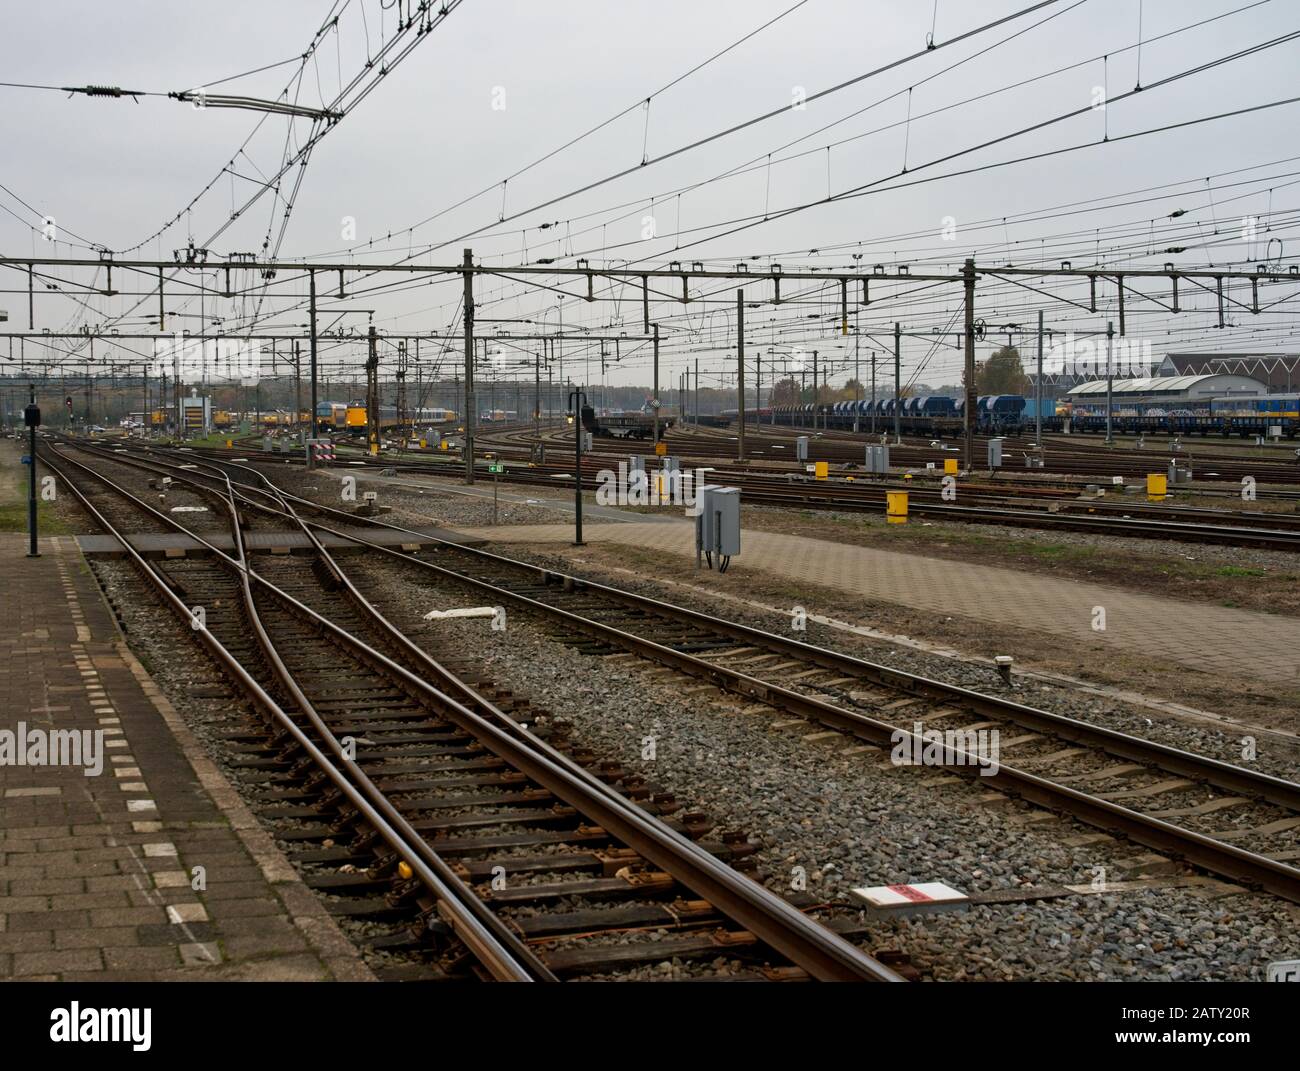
[1066, 374, 1256, 396]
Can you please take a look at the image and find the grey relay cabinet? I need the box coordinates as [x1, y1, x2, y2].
[696, 485, 740, 567]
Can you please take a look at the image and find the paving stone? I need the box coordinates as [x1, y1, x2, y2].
[103, 946, 182, 971]
[12, 948, 105, 975]
[179, 942, 223, 967]
[0, 931, 54, 953]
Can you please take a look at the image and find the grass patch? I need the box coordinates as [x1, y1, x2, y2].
[0, 499, 70, 535]
[184, 433, 241, 449]
[1000, 539, 1096, 560]
[1214, 565, 1267, 578]
[0, 445, 71, 534]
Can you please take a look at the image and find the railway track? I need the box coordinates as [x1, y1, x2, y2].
[556, 417, 1300, 481]
[41, 440, 904, 983]
[54, 439, 1300, 908]
[202, 440, 1300, 551]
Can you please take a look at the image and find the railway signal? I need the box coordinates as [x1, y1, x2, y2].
[486, 456, 504, 524]
[25, 390, 42, 556]
[568, 388, 586, 546]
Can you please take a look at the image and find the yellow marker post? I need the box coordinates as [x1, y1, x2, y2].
[887, 491, 909, 524]
[814, 461, 828, 480]
[1146, 473, 1167, 502]
[419, 438, 427, 449]
[225, 439, 233, 449]
[655, 441, 667, 457]
[944, 457, 958, 475]
[369, 442, 379, 457]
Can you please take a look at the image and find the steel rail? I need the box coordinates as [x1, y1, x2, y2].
[279, 520, 1300, 904]
[48, 441, 902, 982]
[85, 439, 1300, 811]
[219, 474, 559, 982]
[203, 443, 1300, 550]
[39, 446, 544, 981]
[90, 444, 1300, 902]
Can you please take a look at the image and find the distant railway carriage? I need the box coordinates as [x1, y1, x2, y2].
[317, 402, 458, 435]
[980, 395, 1027, 423]
[418, 407, 457, 424]
[1019, 397, 1057, 422]
[314, 401, 348, 431]
[580, 405, 677, 439]
[745, 394, 1060, 436]
[916, 395, 958, 417]
[1210, 395, 1300, 419]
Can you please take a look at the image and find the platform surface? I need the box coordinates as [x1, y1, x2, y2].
[0, 533, 374, 981]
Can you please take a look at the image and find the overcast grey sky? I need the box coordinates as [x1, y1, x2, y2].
[2, 0, 1297, 391]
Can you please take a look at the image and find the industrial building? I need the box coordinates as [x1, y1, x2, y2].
[1064, 373, 1266, 411]
[1156, 352, 1300, 393]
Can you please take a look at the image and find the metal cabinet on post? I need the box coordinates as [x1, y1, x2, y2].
[987, 437, 1004, 469]
[696, 485, 740, 570]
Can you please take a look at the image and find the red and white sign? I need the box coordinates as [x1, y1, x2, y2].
[850, 882, 968, 912]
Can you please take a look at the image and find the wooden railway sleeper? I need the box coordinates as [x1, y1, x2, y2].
[386, 876, 424, 908]
[328, 806, 363, 834]
[315, 786, 345, 812]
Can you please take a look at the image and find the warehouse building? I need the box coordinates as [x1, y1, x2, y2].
[1156, 352, 1300, 393]
[1065, 373, 1266, 411]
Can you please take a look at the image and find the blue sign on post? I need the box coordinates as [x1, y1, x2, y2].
[20, 455, 32, 465]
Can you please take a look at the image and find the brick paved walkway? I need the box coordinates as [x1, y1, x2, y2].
[0, 534, 373, 981]
[456, 519, 1300, 683]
